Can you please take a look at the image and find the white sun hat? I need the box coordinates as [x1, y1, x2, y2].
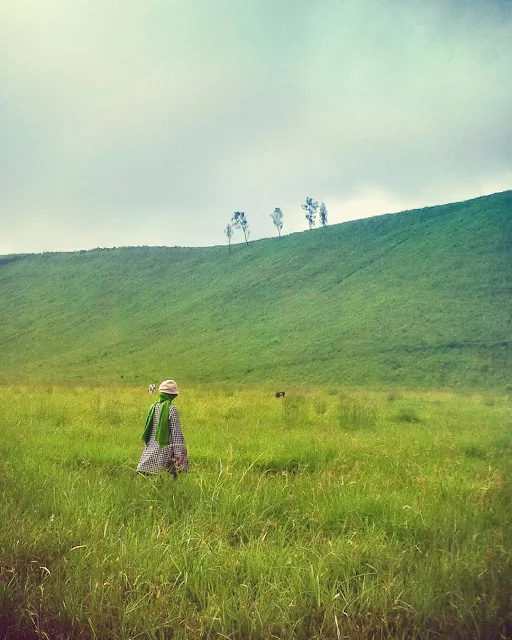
[159, 379, 179, 395]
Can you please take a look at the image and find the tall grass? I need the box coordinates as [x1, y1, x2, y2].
[337, 391, 379, 430]
[0, 385, 511, 638]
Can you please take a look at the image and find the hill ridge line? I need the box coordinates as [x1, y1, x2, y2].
[0, 190, 510, 389]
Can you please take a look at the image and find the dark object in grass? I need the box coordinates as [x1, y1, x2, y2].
[275, 391, 286, 398]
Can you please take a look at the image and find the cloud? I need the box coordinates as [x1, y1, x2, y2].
[0, 0, 511, 253]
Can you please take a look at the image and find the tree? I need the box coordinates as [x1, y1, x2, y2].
[224, 223, 233, 253]
[270, 207, 284, 237]
[231, 211, 250, 246]
[302, 197, 318, 230]
[319, 202, 328, 227]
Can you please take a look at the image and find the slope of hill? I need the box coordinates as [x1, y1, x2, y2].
[1, 191, 511, 389]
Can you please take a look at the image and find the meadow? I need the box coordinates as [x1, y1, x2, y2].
[1, 191, 510, 390]
[1, 384, 511, 639]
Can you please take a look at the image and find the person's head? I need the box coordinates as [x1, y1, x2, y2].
[159, 379, 179, 401]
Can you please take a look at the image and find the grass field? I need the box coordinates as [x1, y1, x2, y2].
[1, 384, 511, 639]
[1, 191, 510, 390]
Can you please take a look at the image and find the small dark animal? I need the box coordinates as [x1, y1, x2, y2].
[275, 391, 286, 398]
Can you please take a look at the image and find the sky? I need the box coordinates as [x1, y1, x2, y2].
[1, 0, 511, 254]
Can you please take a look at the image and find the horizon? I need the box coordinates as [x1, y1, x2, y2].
[3, 188, 510, 257]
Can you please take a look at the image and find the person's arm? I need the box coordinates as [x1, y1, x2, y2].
[169, 406, 189, 472]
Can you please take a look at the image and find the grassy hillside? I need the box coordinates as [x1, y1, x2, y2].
[0, 191, 511, 388]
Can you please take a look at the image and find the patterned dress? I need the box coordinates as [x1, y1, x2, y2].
[137, 402, 189, 475]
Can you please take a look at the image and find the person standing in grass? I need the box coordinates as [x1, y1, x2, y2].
[137, 379, 189, 476]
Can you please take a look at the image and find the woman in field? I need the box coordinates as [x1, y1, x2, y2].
[137, 379, 189, 476]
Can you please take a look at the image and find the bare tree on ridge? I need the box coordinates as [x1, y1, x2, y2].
[270, 207, 284, 237]
[231, 211, 250, 246]
[302, 197, 319, 230]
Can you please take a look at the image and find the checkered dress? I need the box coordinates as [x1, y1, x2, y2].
[137, 403, 189, 475]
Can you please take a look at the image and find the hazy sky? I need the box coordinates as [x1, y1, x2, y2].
[1, 0, 511, 254]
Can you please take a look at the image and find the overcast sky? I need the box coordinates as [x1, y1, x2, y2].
[1, 0, 511, 254]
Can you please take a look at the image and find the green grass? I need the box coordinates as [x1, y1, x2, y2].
[0, 190, 511, 389]
[1, 385, 511, 638]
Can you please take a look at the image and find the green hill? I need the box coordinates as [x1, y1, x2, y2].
[1, 191, 511, 389]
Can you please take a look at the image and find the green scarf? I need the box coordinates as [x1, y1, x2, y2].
[142, 392, 176, 447]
